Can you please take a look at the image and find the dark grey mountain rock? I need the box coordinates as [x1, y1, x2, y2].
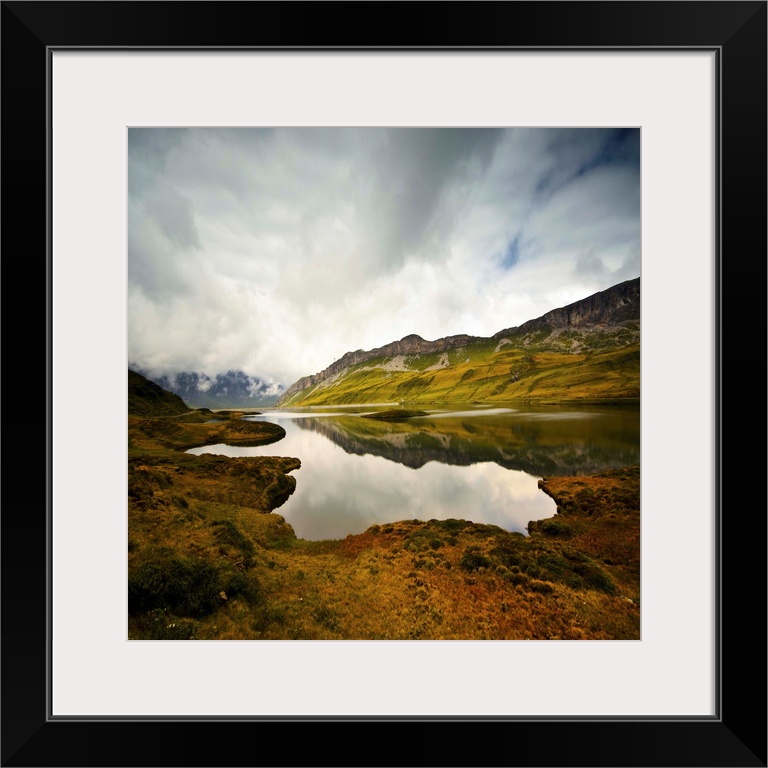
[493, 277, 640, 338]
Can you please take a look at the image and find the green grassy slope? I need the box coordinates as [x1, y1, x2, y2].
[281, 336, 640, 406]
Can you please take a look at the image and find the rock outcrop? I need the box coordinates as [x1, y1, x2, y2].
[493, 277, 639, 338]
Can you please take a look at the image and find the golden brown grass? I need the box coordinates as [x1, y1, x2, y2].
[128, 413, 639, 640]
[534, 467, 640, 601]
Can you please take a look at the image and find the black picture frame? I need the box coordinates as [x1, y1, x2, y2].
[3, 2, 765, 766]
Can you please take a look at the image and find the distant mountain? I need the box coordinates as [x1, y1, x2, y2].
[279, 278, 640, 406]
[131, 368, 285, 409]
[128, 369, 190, 417]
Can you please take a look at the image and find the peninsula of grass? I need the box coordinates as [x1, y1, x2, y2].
[361, 409, 429, 421]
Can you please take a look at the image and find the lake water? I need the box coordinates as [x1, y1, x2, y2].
[186, 404, 639, 541]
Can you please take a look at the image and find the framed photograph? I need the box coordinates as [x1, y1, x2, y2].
[4, 1, 765, 765]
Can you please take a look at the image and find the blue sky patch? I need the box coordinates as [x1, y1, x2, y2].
[575, 128, 639, 178]
[501, 237, 521, 269]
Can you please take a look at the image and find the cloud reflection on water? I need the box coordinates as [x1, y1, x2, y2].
[189, 404, 638, 540]
[187, 421, 555, 540]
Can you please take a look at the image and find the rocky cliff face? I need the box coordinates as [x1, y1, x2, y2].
[493, 277, 639, 338]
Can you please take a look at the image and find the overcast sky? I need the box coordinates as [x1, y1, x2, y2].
[128, 127, 640, 387]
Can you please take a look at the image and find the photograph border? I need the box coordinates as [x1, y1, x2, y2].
[3, 2, 765, 765]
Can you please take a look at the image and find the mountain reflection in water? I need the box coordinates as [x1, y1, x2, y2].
[292, 405, 639, 477]
[187, 404, 638, 540]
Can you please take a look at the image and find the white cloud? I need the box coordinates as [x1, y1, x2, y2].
[128, 128, 640, 386]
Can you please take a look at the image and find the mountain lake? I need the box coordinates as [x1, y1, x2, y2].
[186, 403, 640, 541]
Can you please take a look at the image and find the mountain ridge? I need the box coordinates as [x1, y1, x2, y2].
[280, 332, 486, 402]
[128, 369, 191, 416]
[493, 277, 640, 338]
[132, 368, 285, 409]
[279, 277, 640, 406]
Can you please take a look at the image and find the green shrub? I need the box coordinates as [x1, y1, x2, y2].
[536, 552, 571, 578]
[404, 529, 444, 553]
[574, 488, 597, 514]
[460, 550, 491, 572]
[565, 575, 584, 590]
[470, 525, 498, 539]
[129, 552, 222, 617]
[222, 571, 261, 604]
[210, 519, 255, 560]
[522, 563, 540, 579]
[574, 562, 617, 595]
[538, 519, 572, 538]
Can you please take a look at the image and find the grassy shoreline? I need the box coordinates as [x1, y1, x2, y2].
[128, 410, 639, 640]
